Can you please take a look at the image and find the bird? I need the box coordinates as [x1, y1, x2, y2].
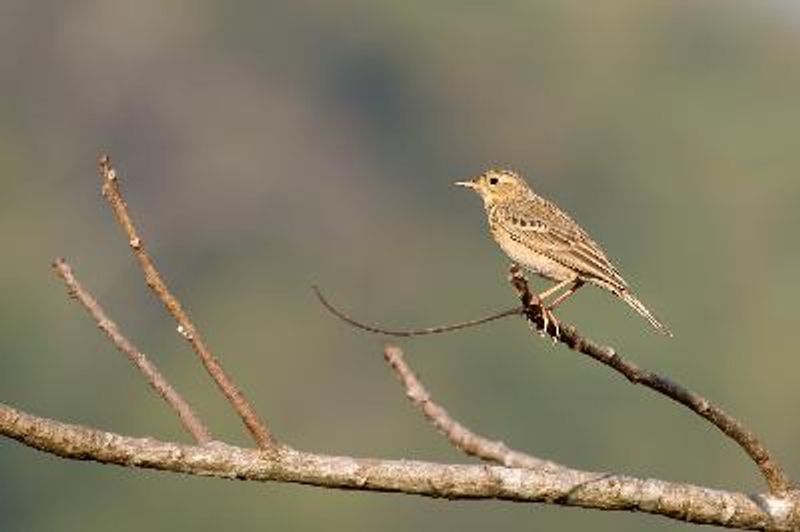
[456, 169, 671, 336]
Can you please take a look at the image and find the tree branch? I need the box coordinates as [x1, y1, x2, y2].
[383, 345, 561, 471]
[51, 258, 211, 444]
[4, 154, 796, 531]
[507, 264, 793, 496]
[97, 155, 277, 451]
[1, 402, 797, 530]
[313, 265, 793, 496]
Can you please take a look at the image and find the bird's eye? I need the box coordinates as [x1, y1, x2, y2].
[488, 177, 499, 185]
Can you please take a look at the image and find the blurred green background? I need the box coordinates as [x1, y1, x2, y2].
[2, 1, 799, 530]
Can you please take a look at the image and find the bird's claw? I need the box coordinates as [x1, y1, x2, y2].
[539, 305, 560, 342]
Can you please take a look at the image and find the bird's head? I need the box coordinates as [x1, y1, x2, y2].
[455, 169, 529, 205]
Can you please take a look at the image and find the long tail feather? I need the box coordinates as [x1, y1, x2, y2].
[619, 290, 672, 336]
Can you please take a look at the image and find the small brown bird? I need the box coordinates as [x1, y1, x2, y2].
[456, 169, 671, 336]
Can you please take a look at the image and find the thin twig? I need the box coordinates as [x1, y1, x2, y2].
[384, 345, 563, 471]
[97, 154, 277, 451]
[314, 286, 523, 337]
[52, 258, 211, 444]
[507, 264, 792, 496]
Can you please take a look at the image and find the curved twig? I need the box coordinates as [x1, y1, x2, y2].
[383, 345, 562, 471]
[314, 286, 523, 337]
[507, 264, 792, 496]
[52, 258, 212, 444]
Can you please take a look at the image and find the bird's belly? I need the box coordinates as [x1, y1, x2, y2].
[494, 231, 576, 282]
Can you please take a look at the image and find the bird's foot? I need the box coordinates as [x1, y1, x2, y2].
[540, 306, 560, 342]
[527, 295, 560, 342]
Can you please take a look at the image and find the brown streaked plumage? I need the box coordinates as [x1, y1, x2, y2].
[456, 169, 671, 336]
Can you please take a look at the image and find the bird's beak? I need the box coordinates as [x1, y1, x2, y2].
[455, 180, 477, 189]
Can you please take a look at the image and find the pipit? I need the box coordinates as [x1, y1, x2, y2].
[456, 169, 671, 337]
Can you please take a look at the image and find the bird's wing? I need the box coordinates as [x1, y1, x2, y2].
[497, 200, 628, 288]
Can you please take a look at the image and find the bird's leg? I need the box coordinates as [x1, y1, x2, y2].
[546, 279, 585, 310]
[546, 280, 585, 340]
[508, 265, 568, 340]
[534, 279, 585, 340]
[532, 279, 571, 339]
[537, 279, 575, 302]
[530, 291, 550, 340]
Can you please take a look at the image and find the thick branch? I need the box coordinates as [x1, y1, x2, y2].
[1, 402, 797, 531]
[52, 258, 211, 444]
[507, 264, 793, 496]
[384, 345, 561, 471]
[97, 154, 276, 451]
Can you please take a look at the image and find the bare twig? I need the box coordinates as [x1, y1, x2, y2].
[2, 402, 798, 531]
[508, 264, 792, 496]
[97, 154, 277, 451]
[384, 345, 562, 471]
[52, 258, 211, 444]
[314, 286, 523, 337]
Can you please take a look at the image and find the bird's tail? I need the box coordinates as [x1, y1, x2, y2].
[618, 289, 672, 337]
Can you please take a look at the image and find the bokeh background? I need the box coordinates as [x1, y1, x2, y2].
[2, 1, 799, 531]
